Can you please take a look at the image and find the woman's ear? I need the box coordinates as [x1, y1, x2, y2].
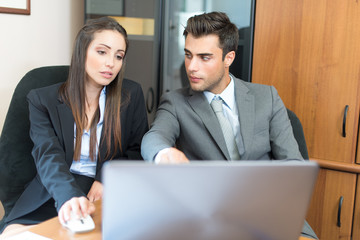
[224, 51, 236, 68]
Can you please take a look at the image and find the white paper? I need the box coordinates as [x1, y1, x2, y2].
[7, 231, 53, 240]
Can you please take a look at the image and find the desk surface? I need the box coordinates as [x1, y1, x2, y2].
[27, 200, 311, 240]
[29, 200, 102, 240]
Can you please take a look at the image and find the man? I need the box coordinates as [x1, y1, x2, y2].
[141, 11, 302, 163]
[141, 12, 317, 239]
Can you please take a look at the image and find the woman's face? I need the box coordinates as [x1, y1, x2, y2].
[85, 29, 126, 90]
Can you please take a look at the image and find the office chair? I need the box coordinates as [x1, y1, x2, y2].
[286, 109, 318, 239]
[0, 66, 69, 231]
[286, 108, 309, 159]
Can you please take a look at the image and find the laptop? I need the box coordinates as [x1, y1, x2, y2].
[102, 161, 318, 240]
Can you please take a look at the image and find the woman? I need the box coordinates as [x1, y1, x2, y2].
[1, 16, 148, 234]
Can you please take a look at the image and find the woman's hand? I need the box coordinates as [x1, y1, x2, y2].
[87, 180, 103, 202]
[58, 196, 95, 225]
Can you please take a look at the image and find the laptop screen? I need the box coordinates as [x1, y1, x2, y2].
[102, 161, 318, 240]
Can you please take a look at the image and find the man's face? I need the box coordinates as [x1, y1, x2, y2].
[184, 33, 231, 94]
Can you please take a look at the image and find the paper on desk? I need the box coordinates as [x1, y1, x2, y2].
[7, 231, 53, 240]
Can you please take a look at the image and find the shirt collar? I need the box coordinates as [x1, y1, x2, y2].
[203, 75, 236, 111]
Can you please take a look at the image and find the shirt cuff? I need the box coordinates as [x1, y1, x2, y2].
[154, 148, 171, 164]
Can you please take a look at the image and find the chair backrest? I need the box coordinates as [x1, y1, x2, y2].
[286, 108, 309, 159]
[0, 66, 69, 227]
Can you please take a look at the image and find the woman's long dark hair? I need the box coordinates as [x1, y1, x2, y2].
[59, 17, 129, 161]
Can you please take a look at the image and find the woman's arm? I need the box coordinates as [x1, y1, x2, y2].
[27, 88, 86, 212]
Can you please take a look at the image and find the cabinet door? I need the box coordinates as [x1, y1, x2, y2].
[306, 169, 356, 239]
[252, 0, 360, 163]
[351, 176, 360, 238]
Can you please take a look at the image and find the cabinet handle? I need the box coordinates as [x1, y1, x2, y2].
[342, 105, 349, 137]
[337, 196, 344, 227]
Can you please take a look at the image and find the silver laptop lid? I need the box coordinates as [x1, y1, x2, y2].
[102, 161, 318, 240]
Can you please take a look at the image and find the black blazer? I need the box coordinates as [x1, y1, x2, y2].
[6, 79, 148, 223]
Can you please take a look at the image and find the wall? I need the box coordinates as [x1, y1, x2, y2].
[0, 0, 84, 133]
[0, 0, 84, 221]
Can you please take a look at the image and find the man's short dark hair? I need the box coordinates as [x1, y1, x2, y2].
[183, 12, 239, 59]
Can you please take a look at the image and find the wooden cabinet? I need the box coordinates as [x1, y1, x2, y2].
[252, 0, 360, 164]
[306, 169, 356, 239]
[352, 176, 360, 239]
[251, 0, 360, 238]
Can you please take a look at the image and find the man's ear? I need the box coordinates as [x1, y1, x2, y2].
[224, 51, 236, 68]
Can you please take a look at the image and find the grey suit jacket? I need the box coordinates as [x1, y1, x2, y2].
[141, 76, 302, 161]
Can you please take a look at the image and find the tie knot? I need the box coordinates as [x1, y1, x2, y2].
[211, 97, 223, 113]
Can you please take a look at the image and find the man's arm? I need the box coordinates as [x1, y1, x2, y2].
[268, 86, 303, 160]
[141, 92, 187, 163]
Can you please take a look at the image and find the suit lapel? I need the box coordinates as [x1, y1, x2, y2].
[57, 101, 108, 173]
[57, 103, 74, 166]
[187, 90, 230, 160]
[234, 78, 255, 158]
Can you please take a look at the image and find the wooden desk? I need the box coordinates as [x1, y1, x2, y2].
[27, 200, 311, 240]
[29, 200, 102, 240]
